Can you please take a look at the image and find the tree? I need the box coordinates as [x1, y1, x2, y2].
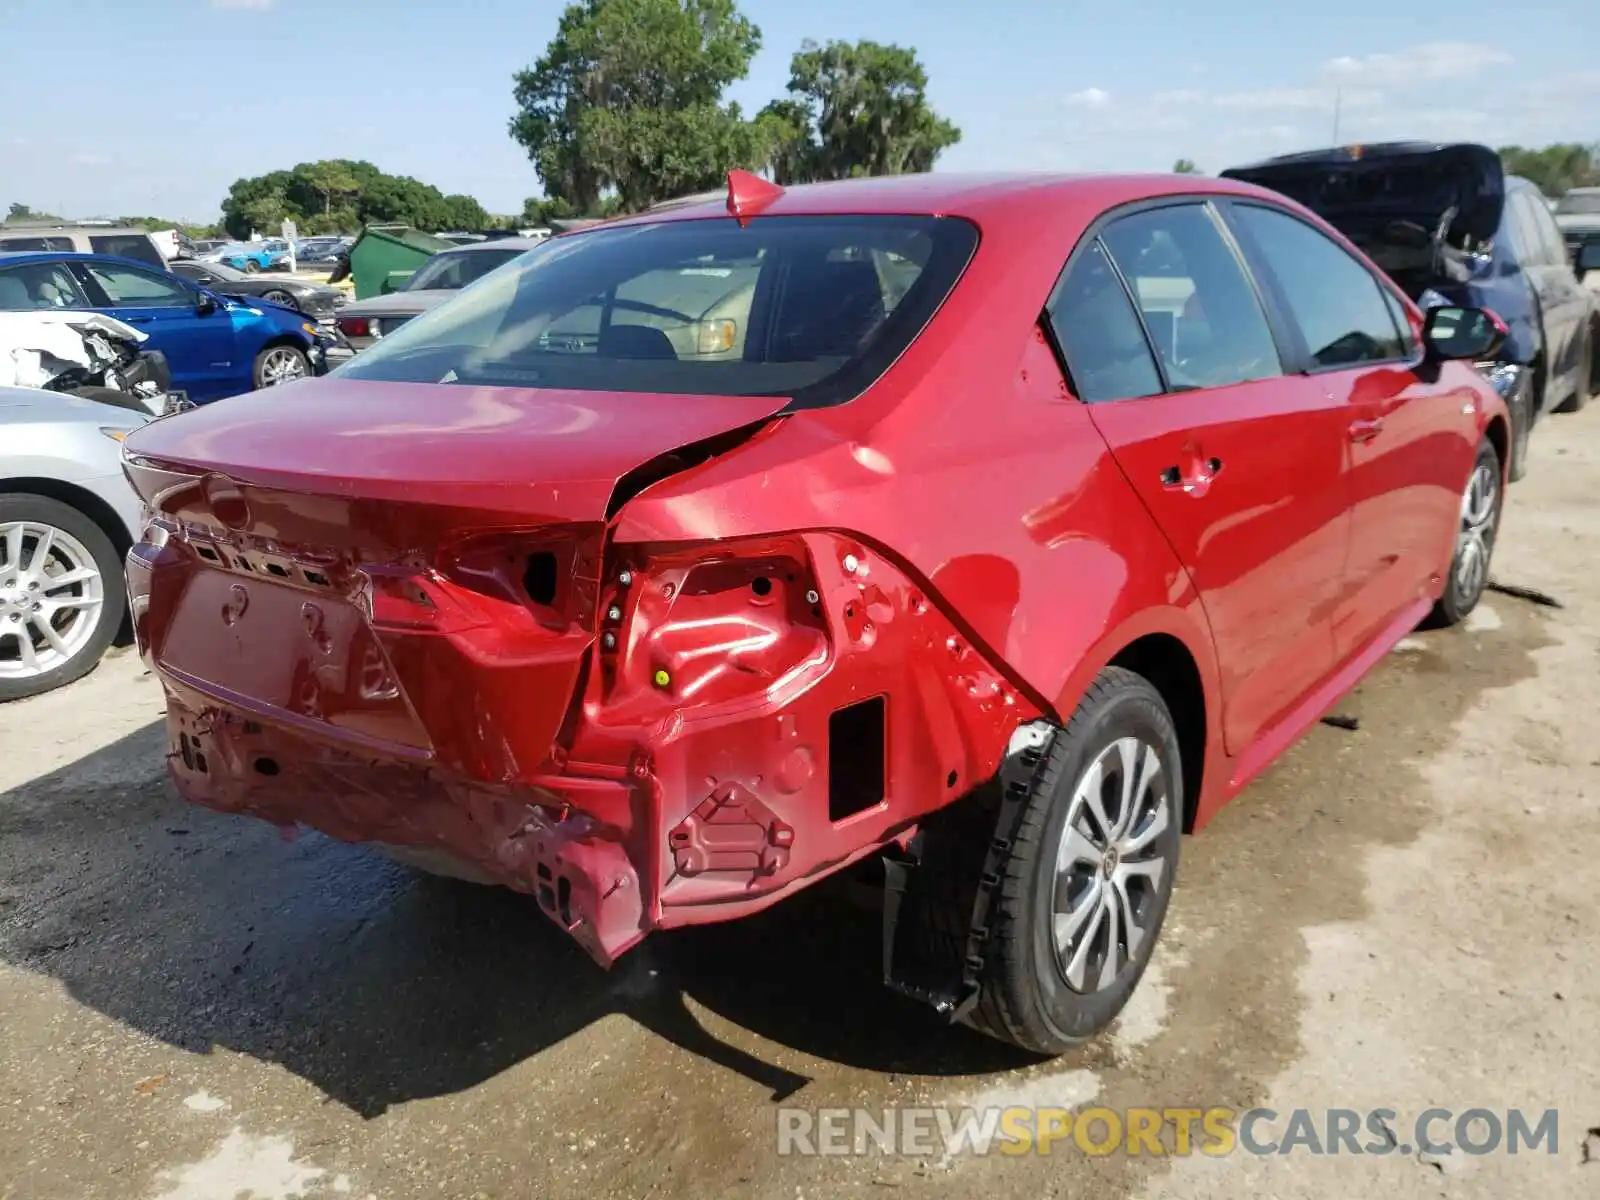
[219, 160, 495, 238]
[755, 40, 960, 184]
[1172, 158, 1200, 174]
[1497, 143, 1600, 197]
[4, 203, 63, 224]
[509, 0, 769, 212]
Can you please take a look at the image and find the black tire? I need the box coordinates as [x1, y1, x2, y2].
[252, 344, 310, 389]
[1425, 438, 1502, 629]
[66, 385, 154, 415]
[242, 259, 260, 274]
[1554, 331, 1592, 414]
[964, 666, 1183, 1053]
[259, 289, 299, 312]
[0, 494, 126, 703]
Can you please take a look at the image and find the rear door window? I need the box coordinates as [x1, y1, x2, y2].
[0, 236, 75, 252]
[1096, 202, 1283, 390]
[1227, 203, 1407, 368]
[334, 215, 979, 409]
[0, 262, 92, 309]
[88, 234, 165, 269]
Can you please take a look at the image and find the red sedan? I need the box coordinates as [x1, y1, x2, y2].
[121, 169, 1509, 1054]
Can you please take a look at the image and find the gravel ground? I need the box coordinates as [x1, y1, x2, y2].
[2, 405, 1597, 1199]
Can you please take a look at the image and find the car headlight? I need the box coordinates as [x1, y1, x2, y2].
[1474, 361, 1525, 399]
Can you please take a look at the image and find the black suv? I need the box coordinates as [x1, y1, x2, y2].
[1224, 142, 1598, 480]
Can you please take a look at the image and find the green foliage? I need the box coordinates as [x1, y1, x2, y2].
[5, 202, 61, 223]
[755, 39, 960, 184]
[1172, 158, 1200, 174]
[1497, 143, 1600, 197]
[510, 0, 767, 212]
[219, 160, 493, 239]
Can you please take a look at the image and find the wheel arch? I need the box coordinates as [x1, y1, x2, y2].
[1483, 412, 1510, 483]
[1049, 607, 1223, 835]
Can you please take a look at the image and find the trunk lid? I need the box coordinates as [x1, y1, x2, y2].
[123, 377, 789, 780]
[1223, 141, 1505, 298]
[122, 376, 789, 519]
[1222, 141, 1505, 241]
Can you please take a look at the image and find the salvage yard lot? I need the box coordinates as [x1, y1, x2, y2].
[2, 410, 1598, 1200]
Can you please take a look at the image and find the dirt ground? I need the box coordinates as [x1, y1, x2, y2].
[3, 406, 1598, 1200]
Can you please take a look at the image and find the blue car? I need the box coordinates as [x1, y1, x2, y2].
[0, 251, 327, 403]
[214, 240, 290, 273]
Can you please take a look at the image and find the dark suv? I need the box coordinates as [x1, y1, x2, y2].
[1224, 142, 1597, 479]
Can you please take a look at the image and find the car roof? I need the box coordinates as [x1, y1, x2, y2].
[0, 249, 163, 268]
[596, 171, 1281, 231]
[0, 223, 150, 236]
[440, 237, 550, 253]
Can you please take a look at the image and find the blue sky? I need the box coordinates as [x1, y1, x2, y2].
[4, 0, 1597, 222]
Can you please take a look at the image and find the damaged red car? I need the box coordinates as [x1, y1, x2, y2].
[122, 170, 1510, 1053]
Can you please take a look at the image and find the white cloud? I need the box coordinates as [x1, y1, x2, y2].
[209, 0, 274, 9]
[1211, 87, 1382, 111]
[1324, 41, 1510, 86]
[1066, 87, 1112, 109]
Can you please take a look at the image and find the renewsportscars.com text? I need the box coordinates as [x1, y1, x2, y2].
[775, 1105, 1561, 1158]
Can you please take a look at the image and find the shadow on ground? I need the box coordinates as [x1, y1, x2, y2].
[0, 723, 1034, 1119]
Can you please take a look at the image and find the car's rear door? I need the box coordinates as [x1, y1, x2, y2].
[1220, 199, 1476, 661]
[1049, 199, 1352, 757]
[1517, 189, 1591, 406]
[71, 258, 239, 400]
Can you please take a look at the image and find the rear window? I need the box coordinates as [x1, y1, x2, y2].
[404, 247, 525, 292]
[89, 234, 164, 268]
[334, 215, 979, 408]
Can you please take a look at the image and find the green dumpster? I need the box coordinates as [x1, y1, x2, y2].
[347, 224, 454, 301]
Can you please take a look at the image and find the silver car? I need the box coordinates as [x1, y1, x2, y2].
[1, 387, 146, 700]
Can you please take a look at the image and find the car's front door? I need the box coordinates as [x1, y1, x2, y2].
[1221, 200, 1476, 661]
[1048, 199, 1352, 757]
[71, 259, 238, 401]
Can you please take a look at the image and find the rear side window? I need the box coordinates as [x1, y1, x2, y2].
[1229, 204, 1406, 368]
[334, 215, 979, 408]
[0, 236, 74, 252]
[1097, 203, 1282, 390]
[88, 234, 165, 268]
[1046, 241, 1164, 403]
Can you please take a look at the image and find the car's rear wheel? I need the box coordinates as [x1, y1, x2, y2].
[963, 667, 1182, 1053]
[242, 260, 260, 274]
[253, 345, 309, 389]
[0, 495, 126, 702]
[1554, 331, 1592, 414]
[1425, 438, 1502, 628]
[260, 289, 299, 311]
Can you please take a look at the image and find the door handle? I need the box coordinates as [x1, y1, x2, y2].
[1161, 457, 1223, 493]
[122, 316, 153, 325]
[1348, 417, 1384, 443]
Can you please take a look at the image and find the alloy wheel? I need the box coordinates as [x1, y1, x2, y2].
[1455, 459, 1498, 601]
[0, 521, 105, 682]
[259, 348, 307, 386]
[1051, 735, 1172, 993]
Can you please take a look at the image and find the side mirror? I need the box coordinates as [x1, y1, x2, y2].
[195, 291, 218, 316]
[1422, 305, 1506, 362]
[1576, 243, 1600, 275]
